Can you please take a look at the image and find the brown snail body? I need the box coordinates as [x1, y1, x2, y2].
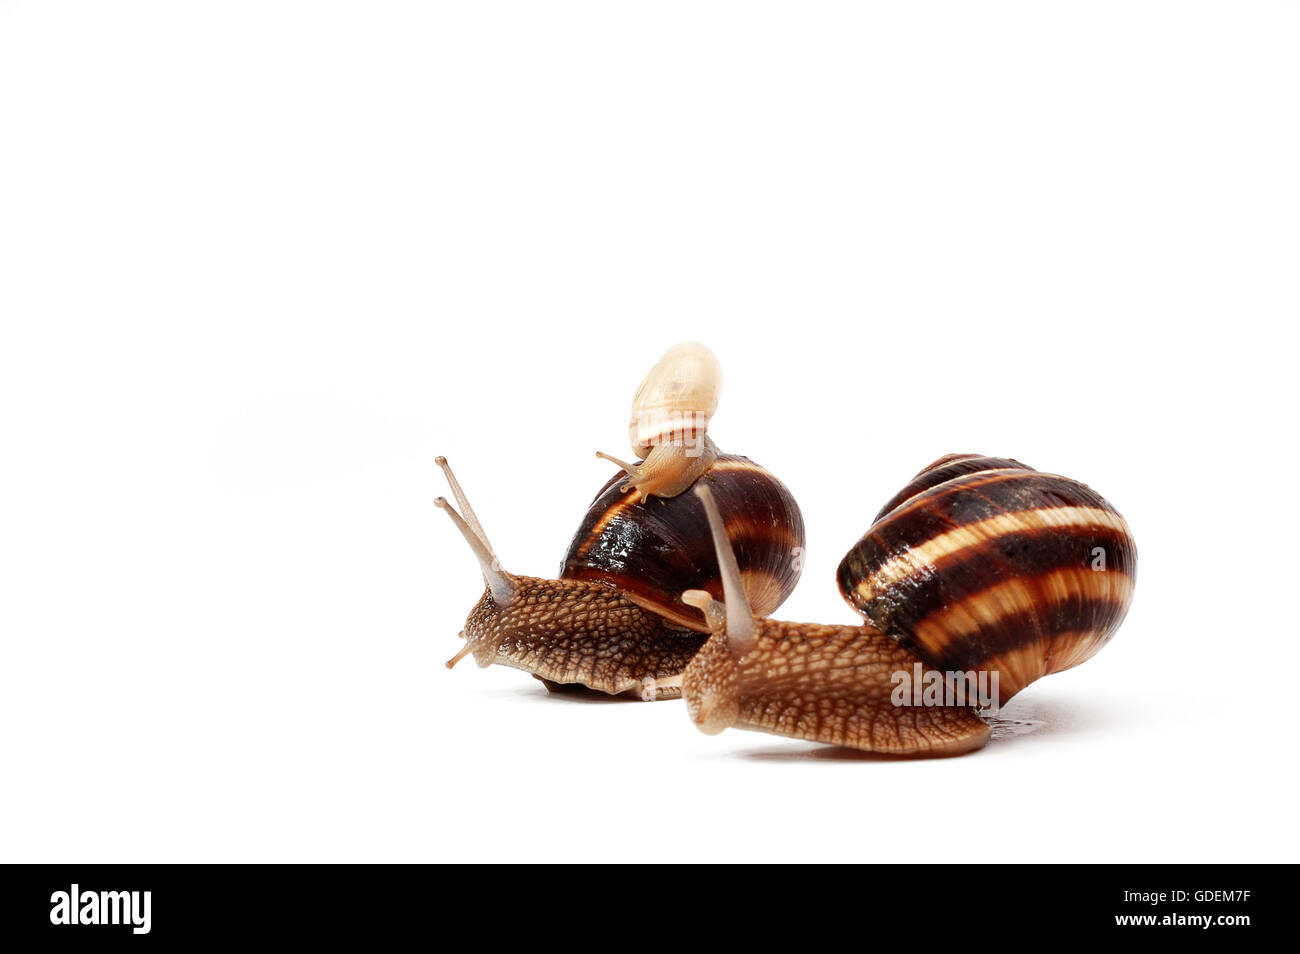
[666, 486, 991, 756]
[670, 455, 1136, 756]
[455, 571, 709, 697]
[436, 343, 805, 698]
[681, 620, 992, 756]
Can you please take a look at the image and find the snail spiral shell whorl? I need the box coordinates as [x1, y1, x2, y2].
[563, 455, 805, 632]
[837, 455, 1136, 704]
[627, 341, 722, 458]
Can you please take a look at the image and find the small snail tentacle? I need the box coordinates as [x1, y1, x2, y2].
[681, 589, 726, 635]
[444, 638, 475, 670]
[596, 436, 719, 503]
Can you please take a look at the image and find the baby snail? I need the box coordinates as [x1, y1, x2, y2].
[664, 454, 1136, 756]
[435, 342, 806, 698]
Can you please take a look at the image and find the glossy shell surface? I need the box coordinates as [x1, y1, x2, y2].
[838, 455, 1136, 703]
[563, 454, 805, 631]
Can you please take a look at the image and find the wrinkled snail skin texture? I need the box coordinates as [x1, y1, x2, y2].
[673, 484, 990, 757]
[436, 458, 727, 699]
[838, 454, 1137, 705]
[460, 577, 707, 698]
[563, 454, 806, 632]
[681, 619, 992, 757]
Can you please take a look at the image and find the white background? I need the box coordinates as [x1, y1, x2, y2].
[2, 2, 1296, 863]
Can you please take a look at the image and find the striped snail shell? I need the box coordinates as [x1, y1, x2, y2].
[837, 454, 1136, 704]
[563, 454, 806, 632]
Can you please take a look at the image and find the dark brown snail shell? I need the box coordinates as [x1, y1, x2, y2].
[872, 452, 1033, 518]
[837, 454, 1136, 704]
[563, 454, 806, 632]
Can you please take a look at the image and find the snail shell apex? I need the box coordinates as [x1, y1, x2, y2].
[627, 342, 722, 458]
[838, 455, 1136, 704]
[563, 454, 805, 632]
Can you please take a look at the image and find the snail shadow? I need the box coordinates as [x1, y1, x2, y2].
[984, 691, 1135, 746]
[736, 692, 1126, 763]
[484, 678, 648, 705]
[737, 741, 989, 763]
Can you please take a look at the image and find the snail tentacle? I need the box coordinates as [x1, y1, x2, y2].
[434, 496, 518, 606]
[693, 484, 755, 654]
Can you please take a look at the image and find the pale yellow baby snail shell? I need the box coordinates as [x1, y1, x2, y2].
[596, 341, 723, 502]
